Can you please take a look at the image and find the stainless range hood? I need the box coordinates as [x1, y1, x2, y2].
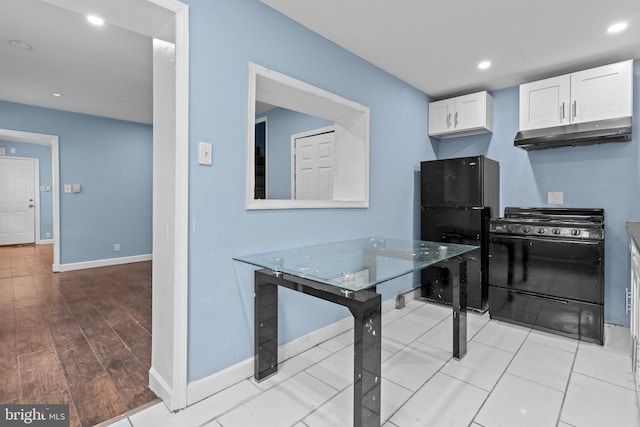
[514, 117, 632, 151]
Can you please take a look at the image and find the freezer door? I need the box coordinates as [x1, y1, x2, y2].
[421, 156, 483, 207]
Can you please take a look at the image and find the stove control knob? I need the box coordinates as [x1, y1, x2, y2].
[571, 229, 581, 236]
[523, 226, 531, 233]
[537, 227, 546, 234]
[506, 225, 513, 233]
[552, 228, 561, 235]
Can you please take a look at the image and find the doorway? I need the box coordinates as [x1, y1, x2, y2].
[0, 129, 60, 269]
[0, 0, 189, 414]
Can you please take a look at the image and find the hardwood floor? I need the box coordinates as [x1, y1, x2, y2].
[0, 244, 156, 427]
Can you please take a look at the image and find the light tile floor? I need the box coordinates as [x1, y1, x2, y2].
[106, 300, 640, 427]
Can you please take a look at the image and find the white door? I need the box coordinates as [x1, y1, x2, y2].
[0, 157, 36, 245]
[294, 132, 335, 200]
[519, 75, 571, 131]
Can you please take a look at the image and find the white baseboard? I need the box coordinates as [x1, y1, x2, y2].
[58, 253, 152, 272]
[149, 367, 175, 410]
[186, 296, 403, 407]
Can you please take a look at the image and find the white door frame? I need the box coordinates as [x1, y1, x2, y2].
[0, 130, 60, 268]
[143, 0, 190, 412]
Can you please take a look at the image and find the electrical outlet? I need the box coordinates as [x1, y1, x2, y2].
[64, 184, 71, 193]
[548, 191, 564, 205]
[114, 243, 120, 252]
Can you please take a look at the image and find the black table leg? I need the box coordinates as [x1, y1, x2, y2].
[254, 271, 279, 381]
[443, 258, 467, 360]
[350, 294, 381, 427]
[253, 269, 383, 426]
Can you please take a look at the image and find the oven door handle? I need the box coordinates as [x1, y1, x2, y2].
[513, 288, 570, 304]
[539, 294, 569, 304]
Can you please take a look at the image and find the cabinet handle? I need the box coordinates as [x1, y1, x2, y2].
[447, 113, 451, 128]
[572, 100, 577, 118]
[561, 102, 565, 119]
[454, 111, 458, 127]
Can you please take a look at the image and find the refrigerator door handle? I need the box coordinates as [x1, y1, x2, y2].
[441, 232, 464, 240]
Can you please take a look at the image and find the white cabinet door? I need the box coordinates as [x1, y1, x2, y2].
[456, 92, 488, 131]
[428, 98, 455, 135]
[519, 75, 570, 131]
[571, 60, 633, 124]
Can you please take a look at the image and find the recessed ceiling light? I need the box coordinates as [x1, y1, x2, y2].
[478, 61, 491, 70]
[52, 93, 63, 97]
[87, 15, 105, 26]
[607, 22, 628, 33]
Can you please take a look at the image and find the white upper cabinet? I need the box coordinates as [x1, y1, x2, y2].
[519, 60, 633, 131]
[429, 91, 493, 139]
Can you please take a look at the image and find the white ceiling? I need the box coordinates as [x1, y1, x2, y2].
[1, 1, 639, 126]
[261, 0, 640, 99]
[0, 0, 173, 125]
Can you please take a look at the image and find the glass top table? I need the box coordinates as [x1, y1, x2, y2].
[234, 237, 477, 427]
[234, 237, 477, 292]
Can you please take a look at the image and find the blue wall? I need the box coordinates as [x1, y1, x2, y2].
[0, 140, 53, 240]
[187, 1, 638, 382]
[0, 101, 153, 265]
[437, 60, 640, 327]
[185, 0, 433, 381]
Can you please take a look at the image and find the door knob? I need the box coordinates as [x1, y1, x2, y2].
[29, 204, 34, 208]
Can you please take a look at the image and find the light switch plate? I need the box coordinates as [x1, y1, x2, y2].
[64, 184, 71, 193]
[548, 191, 564, 205]
[198, 142, 213, 165]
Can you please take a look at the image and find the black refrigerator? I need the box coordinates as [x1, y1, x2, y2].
[420, 155, 500, 312]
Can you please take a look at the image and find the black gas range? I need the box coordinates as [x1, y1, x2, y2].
[488, 207, 604, 344]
